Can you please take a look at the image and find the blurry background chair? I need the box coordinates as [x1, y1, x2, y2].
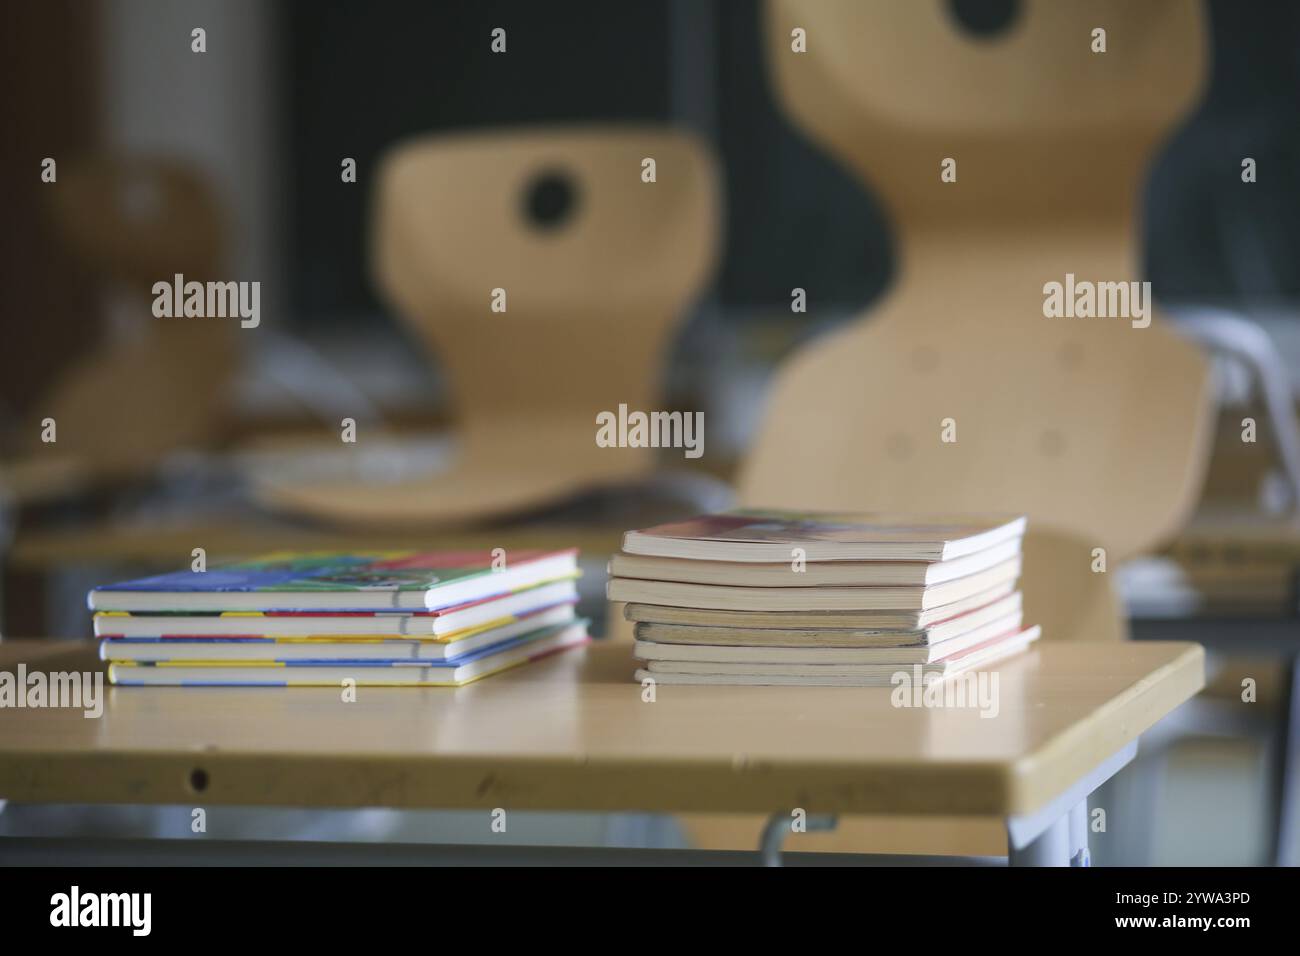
[742, 0, 1215, 639]
[0, 156, 235, 627]
[31, 157, 237, 480]
[1, 156, 234, 496]
[256, 127, 723, 527]
[682, 0, 1218, 857]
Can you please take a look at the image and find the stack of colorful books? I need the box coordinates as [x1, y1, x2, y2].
[607, 511, 1039, 686]
[91, 550, 589, 686]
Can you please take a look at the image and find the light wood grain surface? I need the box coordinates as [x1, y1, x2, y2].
[0, 638, 1202, 817]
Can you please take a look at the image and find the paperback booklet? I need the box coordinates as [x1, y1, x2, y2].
[88, 549, 579, 612]
[620, 582, 1018, 632]
[634, 626, 1040, 687]
[607, 557, 1021, 612]
[101, 603, 578, 663]
[93, 579, 579, 640]
[621, 510, 1026, 563]
[609, 536, 1020, 587]
[108, 620, 590, 687]
[632, 592, 1023, 653]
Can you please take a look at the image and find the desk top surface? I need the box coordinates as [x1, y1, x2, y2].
[0, 638, 1202, 817]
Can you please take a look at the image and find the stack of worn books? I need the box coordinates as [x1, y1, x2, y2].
[91, 550, 588, 686]
[607, 511, 1039, 686]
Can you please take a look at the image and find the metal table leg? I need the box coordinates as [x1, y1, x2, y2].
[1008, 814, 1070, 866]
[1006, 741, 1136, 866]
[758, 812, 838, 867]
[1069, 800, 1090, 866]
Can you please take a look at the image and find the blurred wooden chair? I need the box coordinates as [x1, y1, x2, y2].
[685, 0, 1217, 857]
[260, 127, 721, 526]
[17, 157, 234, 484]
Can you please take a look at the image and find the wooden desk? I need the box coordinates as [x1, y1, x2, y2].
[0, 639, 1202, 863]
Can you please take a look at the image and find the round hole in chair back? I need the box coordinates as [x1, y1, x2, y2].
[947, 0, 1020, 39]
[522, 168, 580, 231]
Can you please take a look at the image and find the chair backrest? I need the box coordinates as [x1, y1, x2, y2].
[34, 157, 234, 475]
[741, 0, 1215, 579]
[48, 157, 226, 293]
[372, 127, 721, 476]
[763, 0, 1207, 227]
